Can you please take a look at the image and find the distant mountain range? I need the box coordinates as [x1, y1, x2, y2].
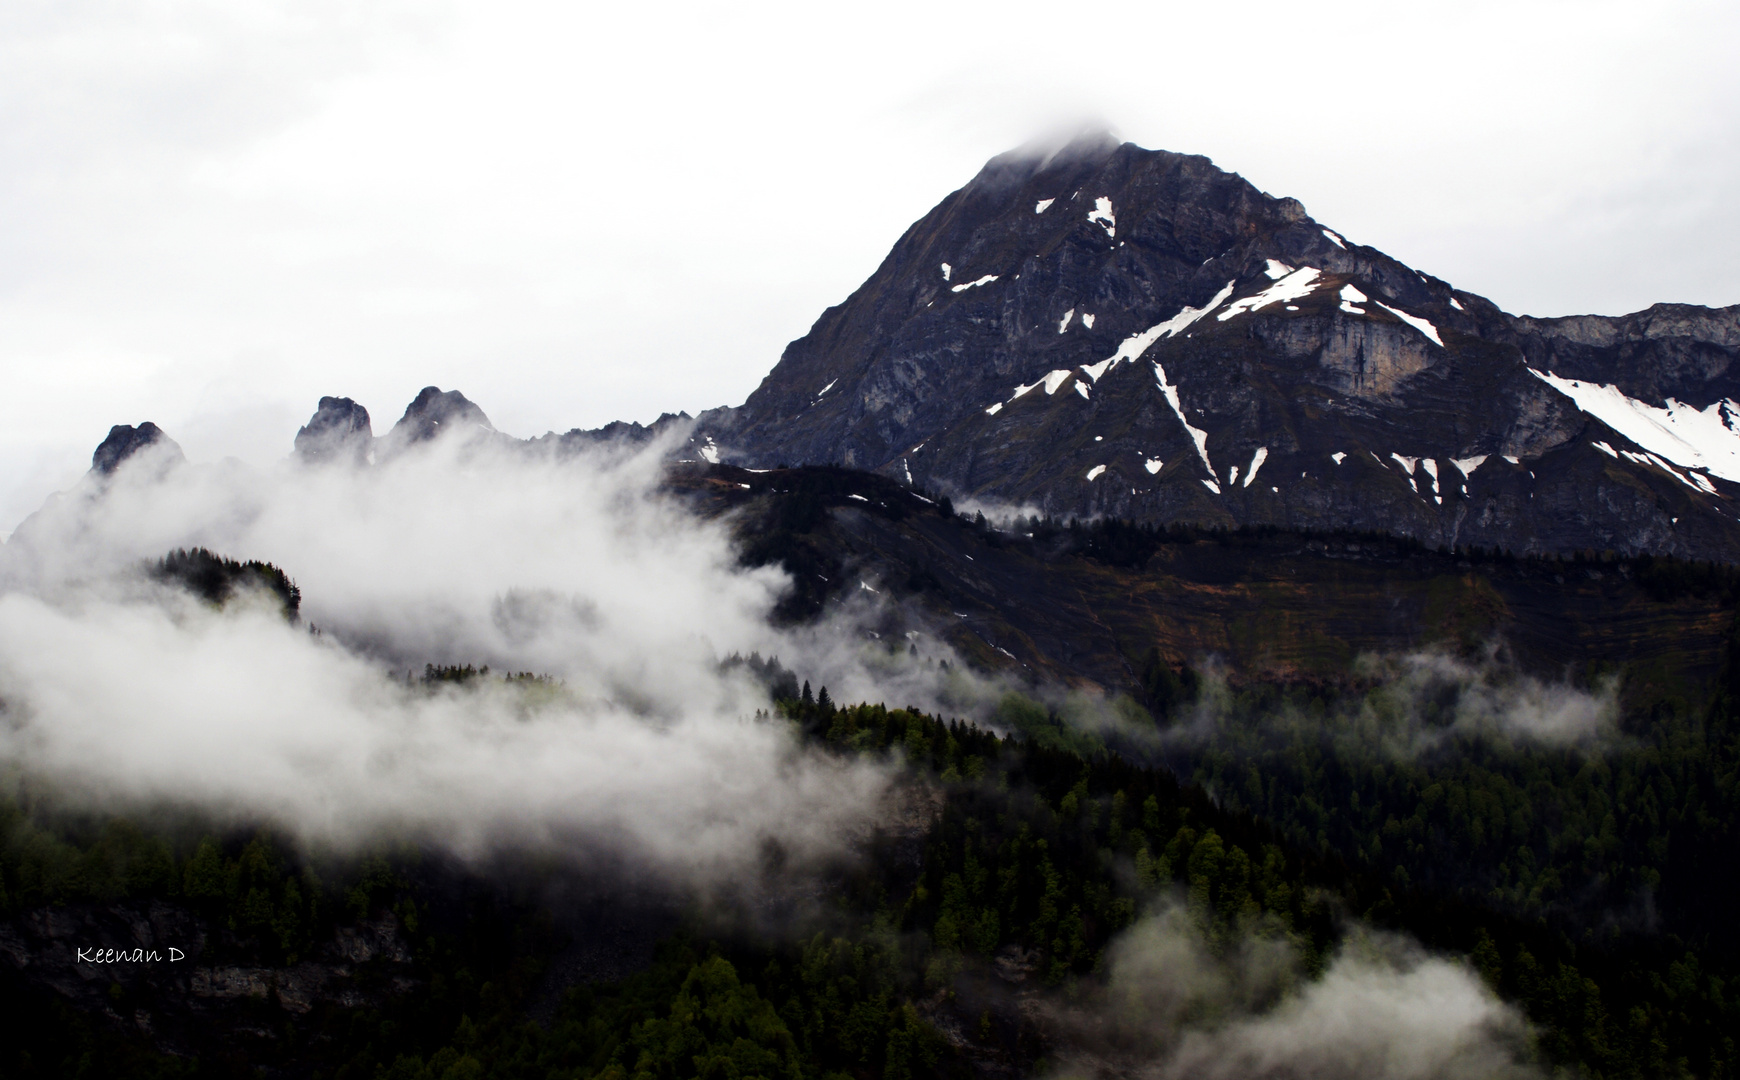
[75, 132, 1740, 563]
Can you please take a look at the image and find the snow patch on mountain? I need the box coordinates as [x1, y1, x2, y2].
[1530, 369, 1740, 483]
[1217, 268, 1322, 321]
[1154, 362, 1215, 481]
[1083, 282, 1237, 383]
[1058, 309, 1074, 333]
[1088, 197, 1116, 237]
[1243, 447, 1268, 487]
[1376, 302, 1444, 346]
[1035, 198, 1055, 214]
[951, 274, 999, 293]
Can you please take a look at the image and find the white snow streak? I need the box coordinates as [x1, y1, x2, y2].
[1082, 282, 1236, 383]
[984, 402, 1003, 416]
[1376, 302, 1444, 346]
[1217, 268, 1323, 321]
[1086, 465, 1107, 481]
[1081, 313, 1096, 329]
[1058, 308, 1074, 333]
[1155, 362, 1215, 480]
[1144, 458, 1163, 474]
[940, 263, 951, 282]
[1322, 229, 1347, 249]
[1035, 198, 1055, 214]
[1264, 259, 1294, 280]
[1075, 381, 1090, 399]
[1243, 447, 1268, 487]
[1450, 455, 1488, 477]
[1390, 453, 1419, 474]
[1332, 452, 1347, 465]
[1339, 283, 1368, 315]
[1592, 441, 1618, 458]
[817, 378, 838, 397]
[951, 274, 999, 293]
[1450, 297, 1465, 311]
[1623, 450, 1704, 491]
[1530, 368, 1740, 484]
[1228, 465, 1240, 486]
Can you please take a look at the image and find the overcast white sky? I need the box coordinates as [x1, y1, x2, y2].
[2, 0, 1736, 527]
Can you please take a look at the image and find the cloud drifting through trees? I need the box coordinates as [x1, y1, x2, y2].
[0, 430, 907, 882]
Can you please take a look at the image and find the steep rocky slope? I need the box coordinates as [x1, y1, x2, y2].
[694, 132, 1740, 562]
[668, 463, 1735, 700]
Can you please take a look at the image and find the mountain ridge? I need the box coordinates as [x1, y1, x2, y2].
[689, 132, 1740, 563]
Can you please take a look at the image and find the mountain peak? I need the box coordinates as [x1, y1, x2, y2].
[91, 422, 184, 477]
[295, 396, 373, 465]
[386, 387, 494, 446]
[698, 136, 1740, 563]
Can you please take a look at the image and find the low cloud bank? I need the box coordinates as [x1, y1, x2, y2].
[0, 432, 910, 882]
[1049, 905, 1539, 1080]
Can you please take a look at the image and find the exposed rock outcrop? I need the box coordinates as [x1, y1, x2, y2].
[90, 422, 184, 478]
[294, 396, 373, 465]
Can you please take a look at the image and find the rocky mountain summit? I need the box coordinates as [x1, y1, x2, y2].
[85, 386, 703, 482]
[293, 396, 373, 465]
[693, 131, 1740, 562]
[91, 422, 183, 478]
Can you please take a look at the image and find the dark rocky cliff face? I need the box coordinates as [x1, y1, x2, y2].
[91, 423, 183, 477]
[378, 386, 497, 456]
[694, 132, 1740, 562]
[294, 396, 374, 465]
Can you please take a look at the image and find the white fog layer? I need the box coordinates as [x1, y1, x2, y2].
[1050, 905, 1539, 1080]
[0, 435, 899, 876]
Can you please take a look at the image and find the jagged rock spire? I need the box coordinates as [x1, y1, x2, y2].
[295, 397, 374, 465]
[91, 423, 184, 477]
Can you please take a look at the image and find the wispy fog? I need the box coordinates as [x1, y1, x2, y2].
[0, 429, 915, 881]
[1048, 904, 1539, 1080]
[1176, 649, 1621, 756]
